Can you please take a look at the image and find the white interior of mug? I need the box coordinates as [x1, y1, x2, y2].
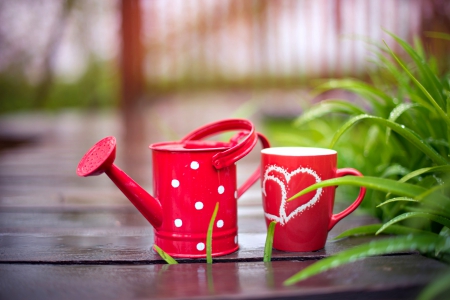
[261, 147, 337, 156]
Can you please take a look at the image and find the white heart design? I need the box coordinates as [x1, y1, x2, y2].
[262, 165, 323, 226]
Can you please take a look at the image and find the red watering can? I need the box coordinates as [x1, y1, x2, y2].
[77, 119, 270, 258]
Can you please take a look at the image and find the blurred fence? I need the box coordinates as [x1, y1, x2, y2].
[0, 0, 448, 112]
[141, 0, 425, 91]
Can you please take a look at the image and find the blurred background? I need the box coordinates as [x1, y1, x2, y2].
[0, 0, 449, 185]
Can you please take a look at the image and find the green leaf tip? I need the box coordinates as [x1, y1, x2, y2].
[376, 212, 450, 235]
[263, 221, 277, 262]
[288, 176, 426, 202]
[153, 244, 178, 264]
[207, 202, 220, 264]
[284, 234, 444, 286]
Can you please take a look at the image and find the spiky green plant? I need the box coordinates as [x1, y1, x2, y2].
[282, 32, 450, 299]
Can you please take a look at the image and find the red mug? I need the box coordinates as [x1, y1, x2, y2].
[261, 147, 366, 252]
[77, 119, 270, 258]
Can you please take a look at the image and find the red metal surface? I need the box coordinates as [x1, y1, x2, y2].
[261, 147, 365, 252]
[77, 119, 270, 258]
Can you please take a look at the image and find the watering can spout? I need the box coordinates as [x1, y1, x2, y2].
[76, 136, 163, 229]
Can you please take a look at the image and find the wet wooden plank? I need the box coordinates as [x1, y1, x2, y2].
[0, 205, 380, 263]
[0, 233, 390, 264]
[0, 256, 446, 300]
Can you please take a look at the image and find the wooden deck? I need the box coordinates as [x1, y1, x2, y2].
[0, 110, 447, 299]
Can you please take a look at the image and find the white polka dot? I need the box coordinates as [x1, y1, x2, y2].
[197, 242, 205, 251]
[174, 219, 182, 227]
[190, 161, 199, 170]
[218, 185, 225, 194]
[217, 220, 224, 228]
[195, 202, 204, 210]
[171, 179, 180, 188]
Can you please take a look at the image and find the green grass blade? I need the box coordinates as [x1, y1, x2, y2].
[376, 197, 419, 207]
[388, 103, 419, 122]
[416, 182, 450, 201]
[153, 245, 178, 264]
[363, 125, 382, 157]
[385, 31, 444, 106]
[424, 31, 450, 41]
[380, 164, 410, 178]
[417, 269, 450, 300]
[383, 41, 450, 126]
[207, 202, 219, 264]
[376, 212, 450, 235]
[288, 176, 427, 202]
[284, 234, 443, 286]
[329, 114, 448, 165]
[386, 103, 420, 141]
[399, 166, 450, 183]
[408, 93, 436, 112]
[294, 99, 366, 126]
[314, 79, 394, 107]
[263, 221, 277, 262]
[334, 224, 429, 240]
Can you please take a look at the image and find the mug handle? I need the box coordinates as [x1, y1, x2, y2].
[328, 168, 366, 231]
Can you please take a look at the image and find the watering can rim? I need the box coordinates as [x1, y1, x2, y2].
[149, 140, 233, 152]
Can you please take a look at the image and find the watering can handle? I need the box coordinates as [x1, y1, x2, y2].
[181, 119, 270, 198]
[181, 119, 269, 169]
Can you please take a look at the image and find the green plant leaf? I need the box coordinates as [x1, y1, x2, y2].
[383, 40, 450, 126]
[380, 164, 410, 178]
[329, 114, 448, 165]
[376, 212, 450, 235]
[334, 224, 429, 240]
[388, 103, 420, 122]
[314, 79, 394, 108]
[207, 202, 219, 264]
[385, 31, 444, 106]
[440, 226, 450, 237]
[263, 221, 277, 262]
[417, 268, 450, 300]
[376, 197, 419, 207]
[424, 31, 450, 41]
[153, 245, 178, 264]
[408, 93, 436, 112]
[386, 103, 420, 141]
[284, 234, 444, 286]
[363, 125, 382, 157]
[416, 181, 450, 201]
[294, 99, 366, 126]
[399, 166, 450, 183]
[288, 176, 427, 202]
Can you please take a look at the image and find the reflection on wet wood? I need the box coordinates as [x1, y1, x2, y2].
[0, 256, 444, 300]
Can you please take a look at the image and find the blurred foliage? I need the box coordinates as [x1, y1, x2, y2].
[273, 32, 450, 298]
[0, 59, 119, 114]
